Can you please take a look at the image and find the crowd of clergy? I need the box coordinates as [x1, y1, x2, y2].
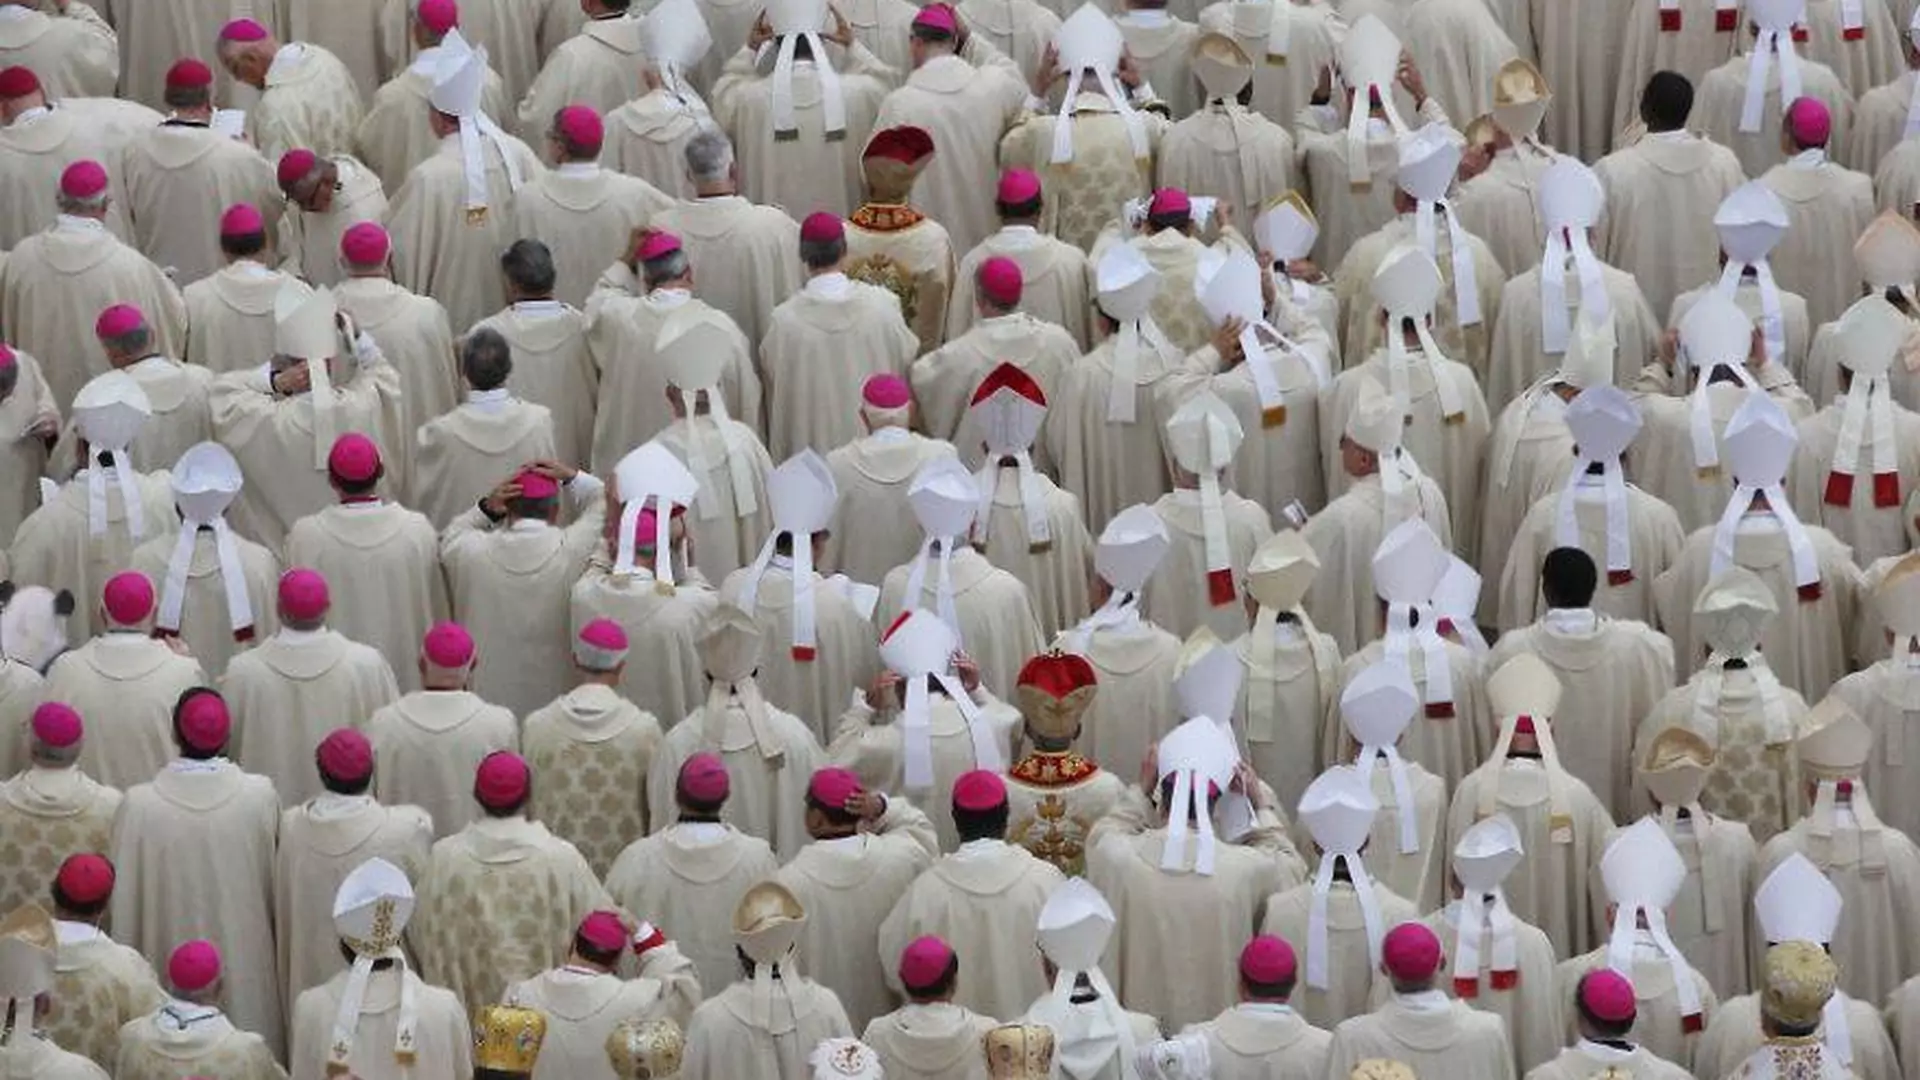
[17, 0, 1920, 1076]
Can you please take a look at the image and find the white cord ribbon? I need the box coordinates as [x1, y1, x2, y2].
[1709, 483, 1821, 592]
[1052, 65, 1148, 164]
[1740, 30, 1802, 134]
[156, 520, 253, 639]
[1355, 744, 1420, 853]
[1414, 198, 1480, 327]
[1305, 853, 1384, 989]
[1539, 229, 1610, 354]
[1556, 465, 1633, 580]
[89, 449, 146, 539]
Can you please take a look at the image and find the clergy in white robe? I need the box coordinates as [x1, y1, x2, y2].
[913, 277, 1080, 475]
[680, 881, 854, 1080]
[44, 577, 204, 792]
[1719, 944, 1854, 1080]
[1830, 555, 1920, 840]
[1155, 35, 1297, 235]
[947, 170, 1093, 350]
[1760, 100, 1878, 328]
[710, 23, 893, 220]
[383, 38, 542, 334]
[114, 940, 284, 1080]
[127, 462, 281, 680]
[367, 622, 520, 839]
[605, 752, 782, 994]
[181, 208, 298, 373]
[502, 914, 702, 1080]
[44, 855, 169, 1073]
[1115, 2, 1201, 119]
[515, 4, 648, 137]
[284, 434, 450, 693]
[1528, 969, 1696, 1080]
[0, 348, 56, 545]
[602, 57, 710, 202]
[1020, 879, 1163, 1080]
[108, 689, 286, 1056]
[1803, 213, 1920, 409]
[520, 620, 663, 877]
[0, 163, 186, 410]
[1194, 0, 1343, 127]
[215, 20, 366, 161]
[410, 752, 615, 1017]
[1451, 64, 1555, 279]
[875, 765, 1065, 1021]
[286, 857, 471, 1080]
[718, 450, 881, 742]
[1488, 548, 1677, 815]
[764, 213, 920, 461]
[328, 222, 457, 431]
[570, 523, 720, 734]
[272, 729, 433, 1011]
[1300, 378, 1454, 655]
[773, 771, 937, 1028]
[1403, 0, 1521, 134]
[1881, 973, 1920, 1080]
[1142, 393, 1273, 642]
[0, 1, 115, 101]
[411, 335, 559, 530]
[46, 314, 212, 501]
[1594, 76, 1747, 327]
[1611, 0, 1741, 141]
[861, 938, 1001, 1080]
[508, 106, 673, 307]
[1759, 699, 1920, 1006]
[0, 704, 121, 920]
[1229, 532, 1342, 812]
[821, 376, 958, 584]
[0, 85, 142, 250]
[656, 318, 775, 584]
[1181, 935, 1333, 1080]
[120, 66, 283, 288]
[1324, 921, 1518, 1080]
[646, 603, 823, 861]
[274, 151, 389, 292]
[1695, 11, 1857, 179]
[353, 13, 512, 193]
[463, 245, 599, 468]
[585, 245, 763, 475]
[870, 8, 1030, 259]
[227, 571, 400, 806]
[1446, 654, 1617, 959]
[1847, 43, 1920, 173]
[652, 127, 803, 353]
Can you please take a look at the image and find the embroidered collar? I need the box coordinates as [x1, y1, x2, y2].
[1011, 752, 1099, 787]
[850, 203, 926, 232]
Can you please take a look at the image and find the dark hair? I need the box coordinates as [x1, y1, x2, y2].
[171, 687, 226, 760]
[164, 84, 211, 111]
[501, 239, 557, 296]
[332, 470, 381, 497]
[318, 755, 372, 796]
[51, 877, 109, 919]
[642, 248, 690, 289]
[337, 941, 397, 970]
[806, 793, 861, 829]
[478, 781, 530, 818]
[996, 194, 1042, 221]
[1146, 210, 1190, 234]
[1540, 546, 1598, 609]
[799, 236, 846, 270]
[221, 229, 268, 258]
[1771, 1018, 1822, 1039]
[1243, 974, 1296, 1001]
[677, 788, 725, 817]
[952, 801, 1009, 843]
[461, 327, 514, 392]
[100, 325, 153, 358]
[1575, 982, 1637, 1039]
[550, 111, 600, 161]
[573, 928, 624, 969]
[905, 954, 960, 1001]
[910, 23, 954, 45]
[507, 493, 558, 521]
[1640, 71, 1694, 131]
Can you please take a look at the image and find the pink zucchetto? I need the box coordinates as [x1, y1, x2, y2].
[578, 911, 629, 954]
[912, 3, 958, 33]
[316, 727, 373, 783]
[277, 148, 318, 188]
[95, 304, 145, 340]
[1578, 968, 1638, 1024]
[1239, 935, 1297, 985]
[60, 161, 108, 200]
[417, 0, 459, 34]
[554, 105, 604, 152]
[0, 345, 14, 371]
[1786, 96, 1831, 148]
[1148, 187, 1191, 217]
[678, 753, 730, 803]
[862, 373, 911, 410]
[166, 58, 213, 89]
[951, 770, 1006, 812]
[102, 571, 156, 626]
[574, 618, 629, 670]
[800, 212, 844, 244]
[1381, 922, 1443, 982]
[54, 854, 113, 906]
[220, 203, 265, 238]
[326, 433, 382, 483]
[168, 941, 222, 992]
[808, 766, 863, 810]
[277, 569, 329, 621]
[474, 751, 530, 809]
[996, 168, 1040, 205]
[514, 469, 560, 501]
[339, 222, 391, 266]
[218, 17, 270, 41]
[0, 66, 38, 99]
[31, 702, 82, 749]
[899, 936, 956, 991]
[978, 257, 1022, 307]
[175, 691, 232, 754]
[637, 230, 682, 263]
[422, 622, 475, 668]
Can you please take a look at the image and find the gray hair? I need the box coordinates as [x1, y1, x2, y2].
[101, 324, 154, 359]
[461, 328, 514, 391]
[500, 239, 556, 296]
[685, 126, 734, 185]
[642, 248, 691, 289]
[55, 189, 108, 216]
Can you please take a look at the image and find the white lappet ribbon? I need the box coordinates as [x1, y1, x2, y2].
[1382, 600, 1455, 715]
[1807, 777, 1889, 872]
[1661, 803, 1724, 931]
[1451, 890, 1518, 996]
[738, 542, 820, 661]
[1685, 359, 1758, 475]
[1052, 64, 1148, 164]
[899, 669, 996, 789]
[1709, 485, 1821, 594]
[1716, 262, 1787, 365]
[1306, 853, 1384, 989]
[1237, 321, 1293, 424]
[1384, 309, 1469, 424]
[902, 536, 962, 642]
[1159, 764, 1221, 874]
[706, 676, 783, 760]
[614, 497, 680, 587]
[1556, 466, 1634, 583]
[1355, 744, 1420, 853]
[88, 448, 146, 539]
[973, 455, 1052, 551]
[1828, 372, 1899, 507]
[157, 518, 253, 640]
[1066, 587, 1142, 653]
[1539, 228, 1610, 354]
[1740, 29, 1802, 134]
[771, 32, 846, 142]
[1825, 993, 1856, 1066]
[1606, 918, 1703, 1030]
[1108, 313, 1175, 422]
[1036, 960, 1136, 1080]
[1346, 73, 1408, 185]
[456, 112, 528, 217]
[1413, 197, 1481, 327]
[328, 944, 418, 1076]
